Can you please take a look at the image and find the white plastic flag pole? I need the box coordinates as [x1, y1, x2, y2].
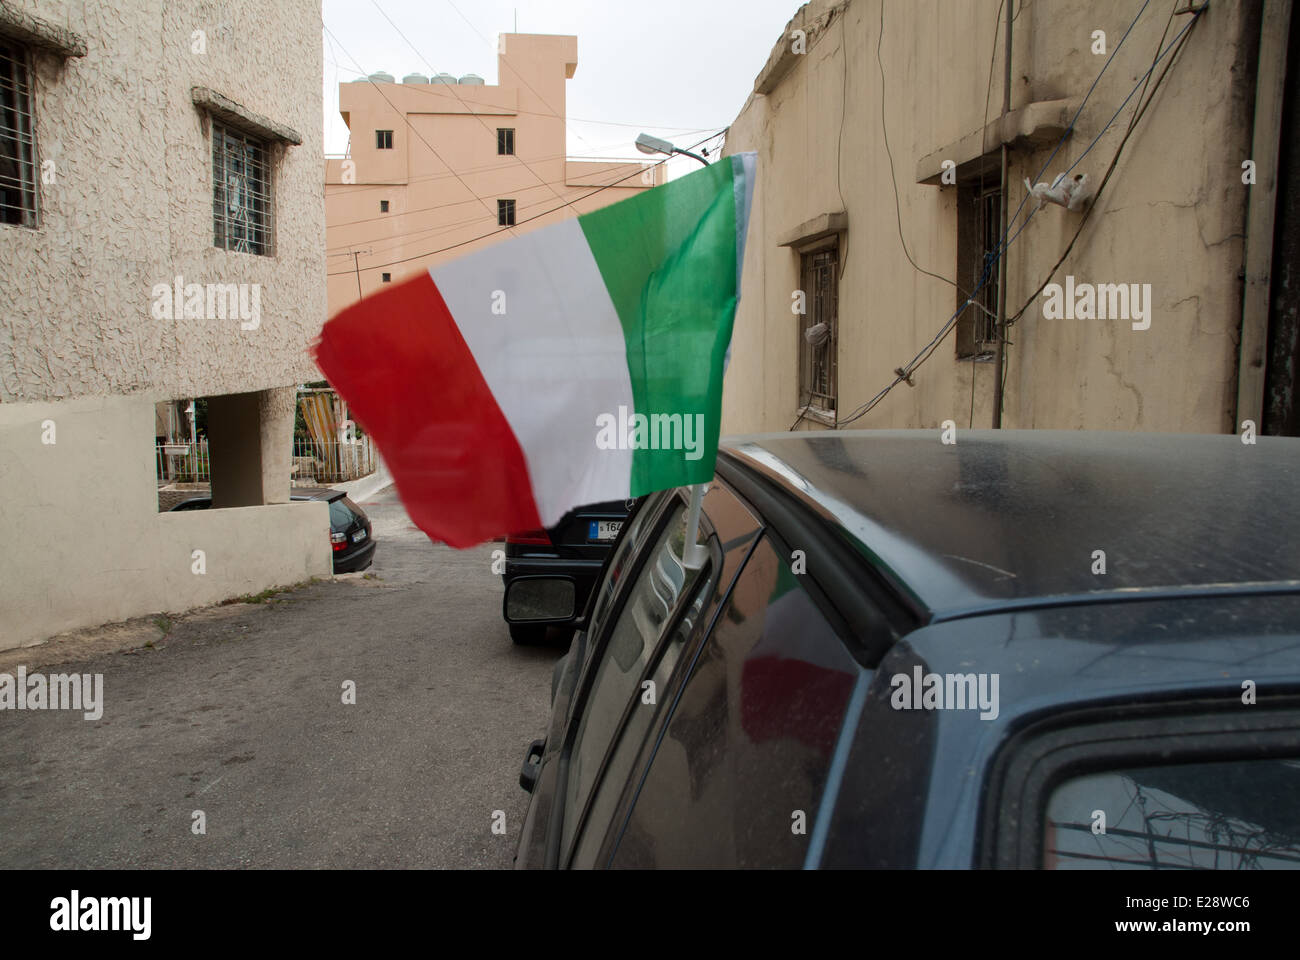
[683, 483, 707, 568]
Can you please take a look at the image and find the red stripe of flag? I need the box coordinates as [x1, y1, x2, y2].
[313, 272, 542, 548]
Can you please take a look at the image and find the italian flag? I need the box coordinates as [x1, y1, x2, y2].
[314, 153, 756, 548]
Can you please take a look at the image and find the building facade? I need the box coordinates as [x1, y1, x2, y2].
[721, 0, 1298, 437]
[325, 32, 660, 314]
[0, 0, 331, 650]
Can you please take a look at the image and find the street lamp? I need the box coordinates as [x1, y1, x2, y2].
[635, 132, 709, 168]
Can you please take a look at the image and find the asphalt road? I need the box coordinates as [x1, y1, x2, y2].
[0, 485, 561, 868]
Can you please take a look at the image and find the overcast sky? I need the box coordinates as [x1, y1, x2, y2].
[322, 0, 798, 177]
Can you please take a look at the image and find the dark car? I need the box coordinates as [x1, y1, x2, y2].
[506, 430, 1300, 869]
[502, 498, 638, 644]
[169, 487, 376, 573]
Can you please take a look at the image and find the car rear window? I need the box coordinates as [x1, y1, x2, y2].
[1044, 759, 1300, 869]
[328, 497, 361, 530]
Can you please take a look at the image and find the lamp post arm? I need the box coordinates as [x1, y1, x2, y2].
[672, 148, 709, 167]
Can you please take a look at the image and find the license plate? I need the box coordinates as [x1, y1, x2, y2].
[589, 520, 622, 541]
[352, 529, 367, 543]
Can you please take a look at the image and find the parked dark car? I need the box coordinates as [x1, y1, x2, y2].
[502, 498, 639, 644]
[507, 430, 1300, 869]
[169, 487, 376, 573]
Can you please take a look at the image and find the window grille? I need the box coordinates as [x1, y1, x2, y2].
[212, 121, 271, 255]
[0, 40, 38, 227]
[798, 247, 838, 416]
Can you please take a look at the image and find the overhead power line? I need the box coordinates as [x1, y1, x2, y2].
[325, 130, 725, 277]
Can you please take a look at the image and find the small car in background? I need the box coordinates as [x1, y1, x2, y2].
[169, 487, 376, 573]
[507, 430, 1300, 869]
[502, 498, 640, 645]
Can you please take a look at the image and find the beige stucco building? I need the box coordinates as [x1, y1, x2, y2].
[0, 0, 331, 650]
[325, 33, 660, 314]
[721, 0, 1298, 437]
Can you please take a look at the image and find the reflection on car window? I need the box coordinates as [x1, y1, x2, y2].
[562, 502, 701, 859]
[583, 493, 661, 643]
[1044, 759, 1300, 869]
[611, 533, 859, 868]
[571, 548, 717, 867]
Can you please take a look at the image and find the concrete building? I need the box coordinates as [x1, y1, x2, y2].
[325, 33, 661, 314]
[0, 0, 331, 650]
[721, 0, 1299, 437]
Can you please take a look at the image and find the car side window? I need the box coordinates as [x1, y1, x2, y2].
[560, 501, 705, 859]
[1044, 759, 1300, 869]
[609, 530, 860, 868]
[569, 544, 719, 867]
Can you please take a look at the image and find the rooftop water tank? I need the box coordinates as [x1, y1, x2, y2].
[432, 72, 457, 84]
[366, 71, 395, 83]
[402, 73, 429, 84]
[458, 73, 485, 85]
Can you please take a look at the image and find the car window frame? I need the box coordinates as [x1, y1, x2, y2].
[544, 488, 694, 867]
[574, 490, 674, 661]
[980, 696, 1300, 868]
[714, 451, 917, 665]
[564, 528, 724, 868]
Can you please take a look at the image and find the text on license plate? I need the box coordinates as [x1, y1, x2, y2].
[352, 529, 367, 543]
[589, 520, 622, 541]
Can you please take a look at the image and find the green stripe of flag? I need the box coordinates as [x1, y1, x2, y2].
[577, 156, 746, 496]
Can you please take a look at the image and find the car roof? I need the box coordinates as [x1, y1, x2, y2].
[719, 429, 1300, 622]
[290, 487, 347, 502]
[170, 488, 346, 508]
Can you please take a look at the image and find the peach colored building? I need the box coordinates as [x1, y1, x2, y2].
[324, 33, 661, 315]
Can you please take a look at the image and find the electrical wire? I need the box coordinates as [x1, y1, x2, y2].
[440, 0, 597, 153]
[1005, 2, 1201, 329]
[323, 133, 715, 208]
[370, 0, 576, 214]
[327, 159, 661, 261]
[322, 17, 718, 266]
[991, 0, 1179, 406]
[982, 0, 1155, 277]
[836, 0, 1182, 429]
[324, 148, 655, 238]
[324, 25, 499, 222]
[877, 1, 970, 297]
[325, 130, 725, 276]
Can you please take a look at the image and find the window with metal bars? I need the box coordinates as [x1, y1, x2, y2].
[212, 121, 271, 255]
[0, 40, 38, 227]
[798, 245, 838, 417]
[497, 127, 515, 155]
[955, 180, 1002, 358]
[498, 198, 515, 227]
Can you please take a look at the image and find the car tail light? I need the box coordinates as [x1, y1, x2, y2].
[331, 531, 347, 552]
[509, 529, 551, 545]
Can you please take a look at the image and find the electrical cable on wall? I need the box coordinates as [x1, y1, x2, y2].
[835, 0, 1203, 429]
